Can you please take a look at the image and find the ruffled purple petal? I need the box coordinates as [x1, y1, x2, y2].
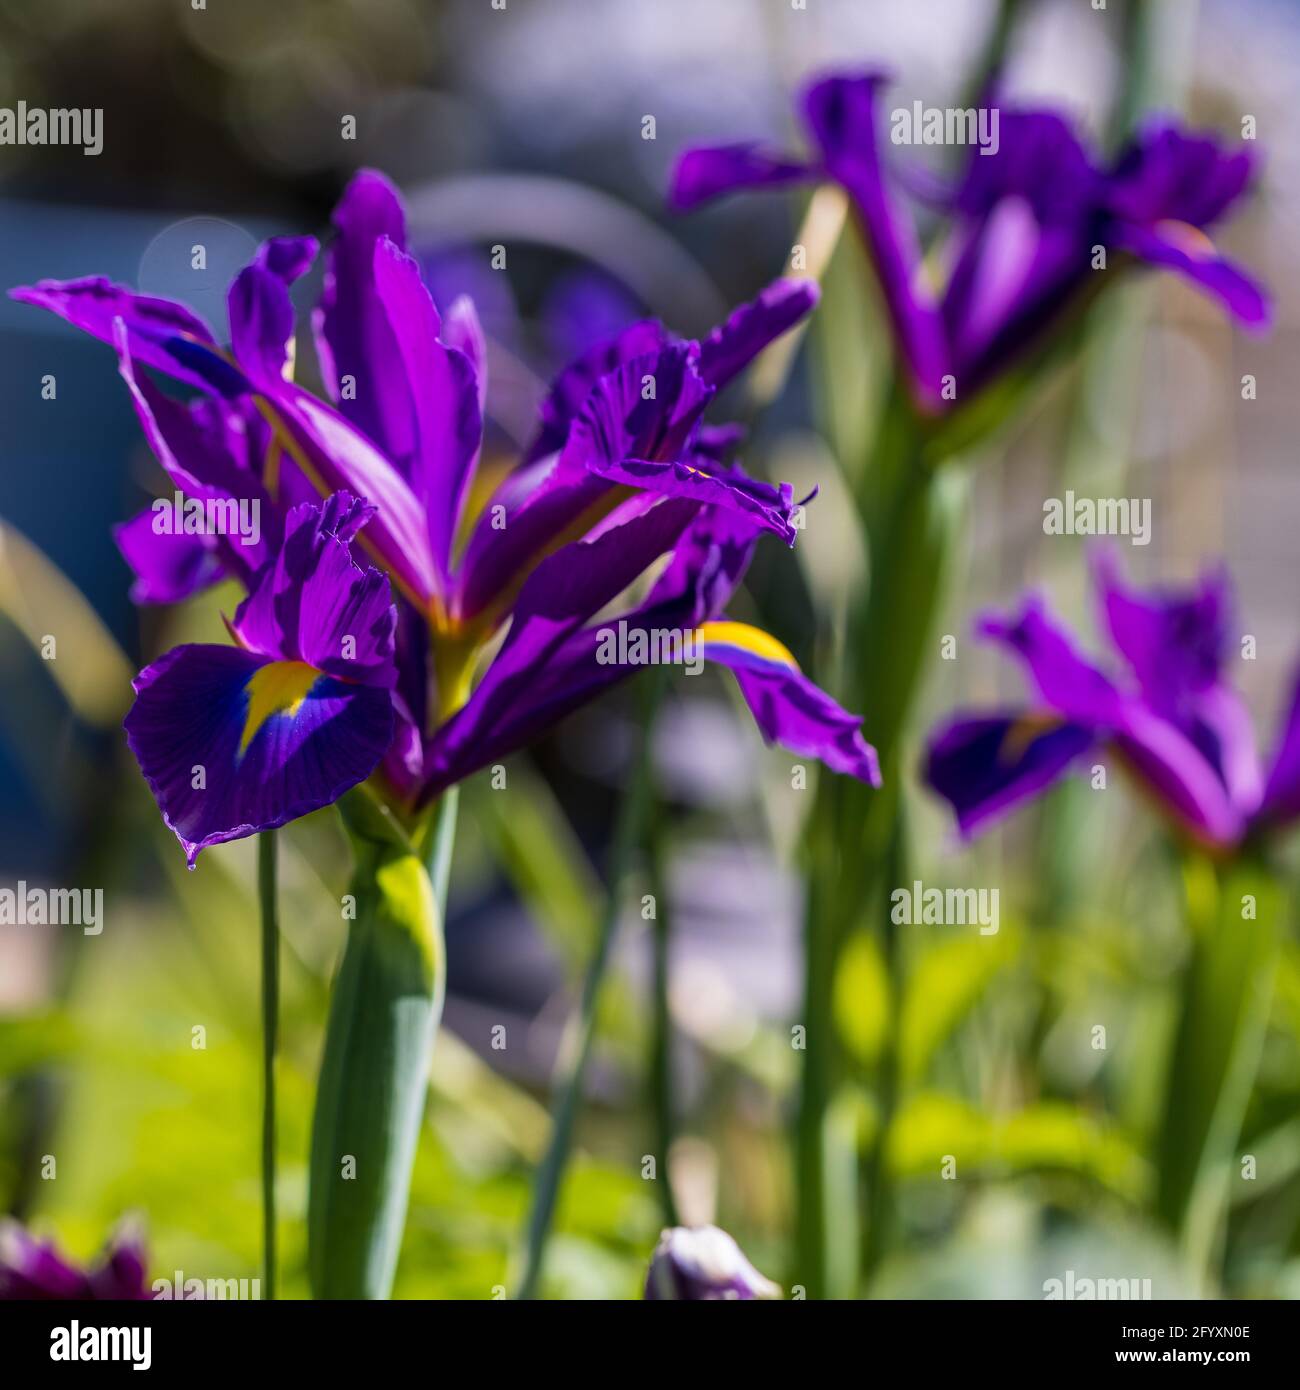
[585, 456, 797, 544]
[455, 338, 711, 622]
[442, 294, 488, 414]
[524, 319, 670, 465]
[695, 278, 819, 390]
[1108, 124, 1257, 229]
[232, 494, 397, 685]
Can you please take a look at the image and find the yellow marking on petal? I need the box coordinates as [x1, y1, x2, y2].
[263, 436, 282, 502]
[240, 660, 321, 755]
[694, 620, 800, 672]
[1154, 219, 1217, 262]
[998, 712, 1064, 765]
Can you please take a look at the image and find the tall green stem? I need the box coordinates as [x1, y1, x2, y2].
[796, 388, 961, 1295]
[257, 831, 279, 1301]
[516, 672, 664, 1299]
[646, 788, 679, 1228]
[308, 787, 450, 1299]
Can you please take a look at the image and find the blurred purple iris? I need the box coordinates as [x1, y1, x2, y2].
[671, 70, 1268, 414]
[643, 1225, 781, 1300]
[12, 171, 880, 864]
[924, 550, 1300, 852]
[0, 1221, 150, 1300]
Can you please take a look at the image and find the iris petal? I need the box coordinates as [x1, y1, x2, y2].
[125, 644, 393, 866]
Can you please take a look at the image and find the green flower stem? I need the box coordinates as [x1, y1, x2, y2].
[308, 787, 449, 1299]
[646, 774, 679, 1228]
[257, 830, 279, 1302]
[1156, 852, 1280, 1288]
[423, 784, 460, 912]
[516, 672, 665, 1300]
[796, 390, 962, 1296]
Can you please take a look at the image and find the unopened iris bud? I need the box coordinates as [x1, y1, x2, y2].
[643, 1225, 782, 1300]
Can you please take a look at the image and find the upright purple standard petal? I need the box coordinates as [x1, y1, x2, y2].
[695, 278, 820, 390]
[313, 168, 415, 459]
[942, 111, 1101, 388]
[1104, 124, 1270, 328]
[801, 72, 950, 408]
[372, 237, 483, 589]
[1092, 549, 1263, 814]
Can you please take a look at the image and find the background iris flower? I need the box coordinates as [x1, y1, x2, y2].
[12, 171, 880, 865]
[670, 70, 1269, 414]
[925, 549, 1300, 852]
[0, 1220, 149, 1301]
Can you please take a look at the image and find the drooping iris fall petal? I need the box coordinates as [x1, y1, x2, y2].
[124, 496, 397, 865]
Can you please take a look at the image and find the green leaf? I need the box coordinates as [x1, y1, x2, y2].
[888, 1092, 1145, 1198]
[1154, 853, 1281, 1274]
[833, 930, 890, 1069]
[900, 931, 1018, 1085]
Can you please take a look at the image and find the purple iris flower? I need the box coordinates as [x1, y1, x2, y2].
[671, 71, 1268, 414]
[0, 1221, 150, 1300]
[643, 1224, 781, 1300]
[924, 550, 1300, 853]
[12, 170, 880, 863]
